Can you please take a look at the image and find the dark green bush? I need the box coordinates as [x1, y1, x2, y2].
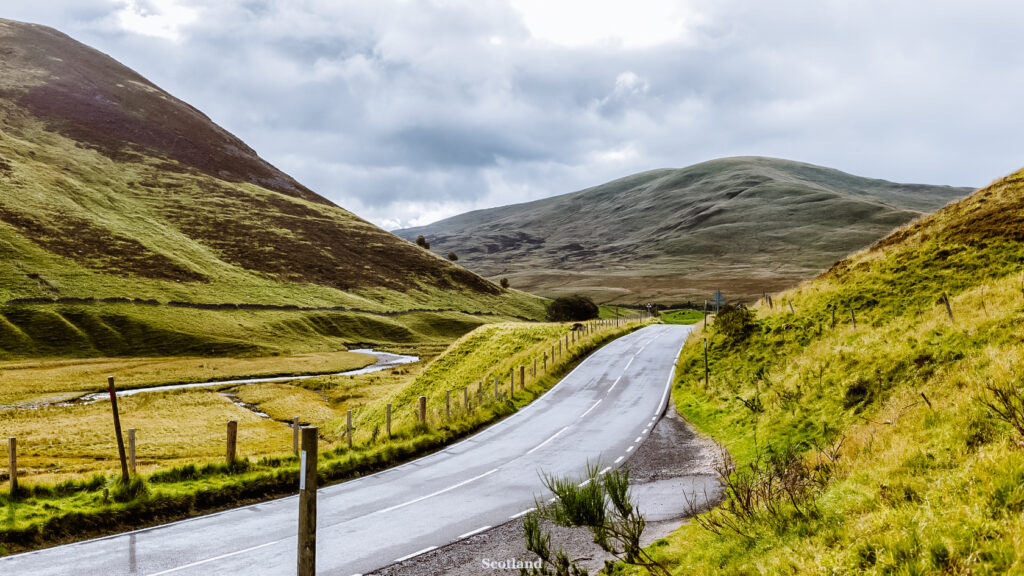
[546, 295, 599, 321]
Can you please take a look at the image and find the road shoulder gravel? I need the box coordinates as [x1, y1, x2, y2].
[369, 406, 724, 576]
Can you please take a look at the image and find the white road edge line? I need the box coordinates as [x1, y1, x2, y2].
[146, 540, 282, 576]
[526, 426, 569, 455]
[374, 468, 498, 516]
[579, 399, 602, 419]
[395, 546, 438, 563]
[634, 436, 642, 443]
[510, 508, 536, 519]
[459, 525, 492, 539]
[653, 336, 687, 417]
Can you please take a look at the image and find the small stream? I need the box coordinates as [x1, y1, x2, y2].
[2, 349, 419, 411]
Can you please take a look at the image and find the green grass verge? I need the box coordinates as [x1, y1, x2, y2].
[659, 309, 704, 325]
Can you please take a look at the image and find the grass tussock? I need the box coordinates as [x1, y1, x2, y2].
[642, 167, 1024, 575]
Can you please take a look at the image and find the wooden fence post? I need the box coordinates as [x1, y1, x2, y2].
[293, 416, 300, 455]
[942, 291, 955, 322]
[533, 358, 537, 378]
[107, 377, 130, 483]
[346, 410, 353, 449]
[446, 390, 451, 418]
[494, 376, 499, 398]
[386, 404, 392, 438]
[297, 426, 318, 576]
[418, 396, 427, 424]
[226, 420, 238, 464]
[703, 338, 709, 388]
[850, 309, 857, 330]
[831, 308, 836, 329]
[7, 437, 16, 493]
[543, 354, 547, 371]
[464, 387, 469, 410]
[789, 302, 795, 314]
[520, 365, 525, 389]
[128, 429, 136, 474]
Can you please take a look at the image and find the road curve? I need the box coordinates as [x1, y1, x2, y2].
[1, 324, 692, 575]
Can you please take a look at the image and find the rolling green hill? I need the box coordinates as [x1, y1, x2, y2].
[396, 157, 972, 304]
[0, 19, 544, 358]
[655, 165, 1024, 574]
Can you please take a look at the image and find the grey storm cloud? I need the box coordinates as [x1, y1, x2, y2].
[4, 0, 1024, 229]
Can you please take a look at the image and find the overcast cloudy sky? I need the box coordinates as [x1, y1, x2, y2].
[5, 1, 1024, 229]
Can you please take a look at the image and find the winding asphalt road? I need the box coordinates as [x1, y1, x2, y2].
[1, 324, 692, 575]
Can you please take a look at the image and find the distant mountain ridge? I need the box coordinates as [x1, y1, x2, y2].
[397, 157, 973, 304]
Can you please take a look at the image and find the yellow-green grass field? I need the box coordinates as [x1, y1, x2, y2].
[0, 350, 375, 406]
[0, 317, 648, 553]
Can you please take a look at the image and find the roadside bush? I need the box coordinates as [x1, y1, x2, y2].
[500, 278, 510, 289]
[415, 235, 430, 249]
[713, 305, 758, 343]
[447, 252, 458, 261]
[546, 295, 599, 322]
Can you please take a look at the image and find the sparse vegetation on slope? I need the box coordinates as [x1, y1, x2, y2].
[642, 167, 1024, 574]
[397, 157, 971, 304]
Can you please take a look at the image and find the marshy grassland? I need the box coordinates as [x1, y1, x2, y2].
[0, 317, 646, 554]
[640, 168, 1024, 575]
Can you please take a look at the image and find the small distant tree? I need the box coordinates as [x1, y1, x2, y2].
[447, 252, 458, 261]
[546, 295, 599, 322]
[415, 235, 431, 249]
[500, 277, 510, 289]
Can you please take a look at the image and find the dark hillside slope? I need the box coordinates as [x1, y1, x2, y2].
[0, 19, 543, 358]
[398, 157, 971, 304]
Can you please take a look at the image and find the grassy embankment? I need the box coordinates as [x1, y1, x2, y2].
[0, 317, 648, 554]
[0, 90, 547, 360]
[634, 168, 1024, 574]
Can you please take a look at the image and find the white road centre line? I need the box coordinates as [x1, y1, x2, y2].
[510, 508, 536, 519]
[578, 479, 591, 488]
[527, 426, 569, 455]
[614, 456, 624, 464]
[600, 467, 611, 475]
[395, 546, 438, 563]
[459, 525, 492, 539]
[374, 468, 498, 516]
[635, 436, 643, 443]
[626, 446, 634, 453]
[579, 399, 602, 418]
[608, 375, 623, 392]
[146, 540, 282, 576]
